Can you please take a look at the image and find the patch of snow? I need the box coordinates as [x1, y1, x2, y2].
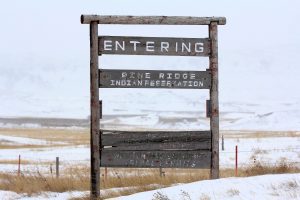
[111, 173, 300, 200]
[0, 135, 48, 146]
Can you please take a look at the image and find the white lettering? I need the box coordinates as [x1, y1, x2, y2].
[195, 43, 204, 52]
[137, 73, 143, 79]
[145, 73, 151, 79]
[104, 40, 112, 51]
[137, 80, 143, 86]
[150, 80, 155, 86]
[146, 41, 155, 51]
[156, 80, 160, 86]
[130, 41, 140, 51]
[167, 73, 172, 79]
[129, 72, 135, 79]
[115, 41, 125, 51]
[166, 81, 171, 87]
[190, 73, 196, 79]
[159, 73, 164, 79]
[121, 80, 126, 86]
[182, 42, 191, 52]
[161, 42, 169, 52]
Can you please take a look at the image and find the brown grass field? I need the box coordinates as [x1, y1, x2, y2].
[0, 161, 298, 199]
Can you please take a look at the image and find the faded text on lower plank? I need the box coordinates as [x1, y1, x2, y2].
[101, 150, 211, 168]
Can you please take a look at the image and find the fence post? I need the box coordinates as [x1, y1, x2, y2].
[159, 167, 165, 177]
[105, 167, 108, 183]
[50, 164, 53, 175]
[235, 145, 238, 176]
[18, 155, 21, 176]
[56, 157, 59, 178]
[222, 134, 224, 151]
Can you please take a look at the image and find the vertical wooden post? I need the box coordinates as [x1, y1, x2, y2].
[50, 164, 53, 175]
[56, 157, 59, 178]
[235, 145, 238, 176]
[90, 21, 100, 199]
[222, 134, 224, 151]
[209, 22, 219, 179]
[104, 167, 108, 183]
[18, 155, 21, 176]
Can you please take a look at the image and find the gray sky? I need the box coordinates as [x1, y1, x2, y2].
[0, 0, 299, 118]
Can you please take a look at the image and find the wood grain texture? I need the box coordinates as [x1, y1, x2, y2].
[98, 36, 210, 56]
[99, 69, 211, 89]
[81, 15, 226, 25]
[101, 150, 211, 168]
[209, 22, 220, 179]
[101, 130, 211, 150]
[89, 22, 100, 198]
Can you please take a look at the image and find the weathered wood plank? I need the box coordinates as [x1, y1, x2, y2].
[102, 131, 211, 150]
[104, 141, 210, 150]
[99, 36, 210, 56]
[209, 22, 220, 179]
[101, 150, 211, 168]
[81, 15, 226, 25]
[99, 69, 211, 89]
[102, 130, 210, 144]
[89, 22, 100, 198]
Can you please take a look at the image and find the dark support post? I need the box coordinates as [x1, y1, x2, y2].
[18, 155, 21, 176]
[222, 134, 224, 151]
[209, 22, 219, 179]
[56, 157, 59, 178]
[235, 145, 238, 176]
[90, 21, 100, 199]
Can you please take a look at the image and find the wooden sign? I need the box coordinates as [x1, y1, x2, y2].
[99, 69, 211, 89]
[81, 15, 226, 198]
[99, 36, 210, 56]
[101, 150, 211, 168]
[101, 130, 211, 168]
[102, 130, 211, 151]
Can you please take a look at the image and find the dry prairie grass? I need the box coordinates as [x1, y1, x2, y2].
[221, 159, 299, 178]
[0, 128, 89, 147]
[0, 160, 299, 199]
[222, 130, 300, 139]
[0, 144, 51, 149]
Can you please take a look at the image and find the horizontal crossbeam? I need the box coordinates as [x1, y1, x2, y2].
[81, 15, 226, 25]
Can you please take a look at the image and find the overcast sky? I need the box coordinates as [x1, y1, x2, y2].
[0, 0, 299, 118]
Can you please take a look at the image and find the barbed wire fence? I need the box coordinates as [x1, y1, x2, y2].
[1, 145, 299, 176]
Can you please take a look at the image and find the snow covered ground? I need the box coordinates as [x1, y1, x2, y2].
[0, 173, 298, 200]
[111, 173, 300, 200]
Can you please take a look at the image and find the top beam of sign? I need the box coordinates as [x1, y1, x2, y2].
[81, 15, 226, 25]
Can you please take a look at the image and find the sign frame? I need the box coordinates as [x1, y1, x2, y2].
[81, 15, 226, 199]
